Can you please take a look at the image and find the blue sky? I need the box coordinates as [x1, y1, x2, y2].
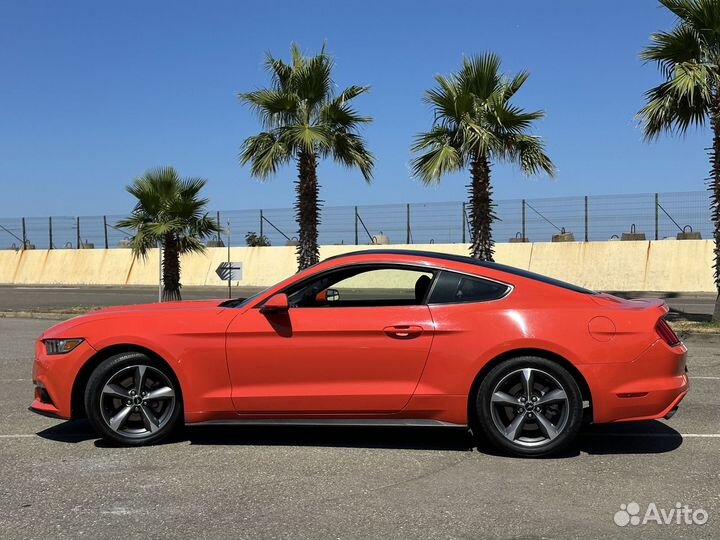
[0, 0, 710, 218]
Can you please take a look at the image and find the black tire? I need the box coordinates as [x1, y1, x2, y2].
[84, 352, 183, 446]
[475, 356, 583, 457]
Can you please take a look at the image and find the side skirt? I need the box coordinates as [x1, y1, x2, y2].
[187, 418, 467, 428]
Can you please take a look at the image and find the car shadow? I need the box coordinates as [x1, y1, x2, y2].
[35, 419, 97, 443]
[36, 419, 683, 456]
[577, 420, 683, 455]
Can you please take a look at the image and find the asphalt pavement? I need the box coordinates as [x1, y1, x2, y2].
[0, 318, 718, 539]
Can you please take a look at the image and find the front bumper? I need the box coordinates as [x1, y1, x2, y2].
[580, 339, 689, 424]
[30, 339, 96, 420]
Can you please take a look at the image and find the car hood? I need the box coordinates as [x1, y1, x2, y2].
[40, 299, 226, 339]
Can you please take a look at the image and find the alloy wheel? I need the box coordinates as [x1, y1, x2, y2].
[489, 367, 570, 447]
[99, 365, 177, 439]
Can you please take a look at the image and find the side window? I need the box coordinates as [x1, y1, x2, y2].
[286, 266, 435, 308]
[428, 271, 510, 304]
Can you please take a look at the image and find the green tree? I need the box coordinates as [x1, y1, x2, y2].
[411, 53, 555, 261]
[245, 231, 271, 247]
[238, 44, 374, 270]
[638, 0, 720, 322]
[117, 167, 222, 302]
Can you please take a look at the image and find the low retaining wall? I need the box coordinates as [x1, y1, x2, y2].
[0, 240, 714, 292]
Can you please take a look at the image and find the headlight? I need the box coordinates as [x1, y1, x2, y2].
[44, 338, 84, 355]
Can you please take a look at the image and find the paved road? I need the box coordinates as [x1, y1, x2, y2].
[0, 285, 265, 311]
[0, 318, 718, 539]
[0, 285, 716, 321]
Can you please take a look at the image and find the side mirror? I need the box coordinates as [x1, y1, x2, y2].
[314, 288, 340, 304]
[326, 288, 339, 303]
[260, 293, 289, 313]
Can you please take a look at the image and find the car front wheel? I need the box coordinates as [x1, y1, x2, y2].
[476, 357, 583, 457]
[84, 352, 182, 446]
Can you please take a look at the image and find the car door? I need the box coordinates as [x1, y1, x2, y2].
[225, 265, 436, 414]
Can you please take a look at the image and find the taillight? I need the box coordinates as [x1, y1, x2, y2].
[656, 318, 681, 346]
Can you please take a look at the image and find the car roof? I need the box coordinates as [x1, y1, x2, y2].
[323, 249, 595, 295]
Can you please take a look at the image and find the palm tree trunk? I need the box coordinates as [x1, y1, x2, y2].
[295, 149, 321, 270]
[162, 234, 182, 302]
[710, 96, 720, 322]
[469, 155, 496, 261]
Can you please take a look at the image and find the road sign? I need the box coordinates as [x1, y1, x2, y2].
[215, 262, 243, 281]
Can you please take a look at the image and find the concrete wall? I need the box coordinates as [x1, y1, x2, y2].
[0, 240, 715, 292]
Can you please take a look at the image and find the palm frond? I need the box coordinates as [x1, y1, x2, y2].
[410, 127, 464, 183]
[413, 52, 552, 180]
[503, 135, 556, 177]
[329, 132, 374, 182]
[283, 124, 332, 153]
[239, 131, 292, 178]
[641, 24, 704, 78]
[239, 43, 373, 181]
[639, 80, 708, 139]
[459, 52, 502, 99]
[237, 89, 300, 128]
[119, 167, 220, 259]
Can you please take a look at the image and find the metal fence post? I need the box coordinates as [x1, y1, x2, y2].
[21, 217, 26, 249]
[103, 216, 109, 249]
[584, 196, 589, 242]
[521, 200, 526, 240]
[259, 209, 263, 239]
[354, 206, 359, 245]
[406, 203, 410, 244]
[461, 202, 466, 243]
[76, 216, 80, 249]
[49, 217, 53, 249]
[654, 193, 659, 240]
[216, 211, 221, 243]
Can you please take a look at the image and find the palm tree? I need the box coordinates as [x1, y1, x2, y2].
[117, 167, 222, 302]
[411, 53, 555, 261]
[638, 0, 720, 322]
[238, 43, 374, 270]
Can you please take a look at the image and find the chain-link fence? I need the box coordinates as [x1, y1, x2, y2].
[0, 190, 714, 250]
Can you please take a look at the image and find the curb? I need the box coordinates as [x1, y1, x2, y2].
[0, 311, 77, 321]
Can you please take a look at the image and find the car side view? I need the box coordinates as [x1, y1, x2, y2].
[30, 250, 689, 457]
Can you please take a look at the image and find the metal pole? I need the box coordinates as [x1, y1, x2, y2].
[158, 240, 162, 303]
[259, 209, 264, 239]
[21, 218, 26, 249]
[227, 221, 232, 299]
[76, 217, 80, 249]
[49, 217, 53, 249]
[354, 206, 359, 245]
[406, 203, 410, 244]
[654, 193, 659, 240]
[521, 200, 526, 241]
[216, 211, 221, 242]
[584, 196, 589, 242]
[462, 203, 466, 243]
[103, 216, 109, 249]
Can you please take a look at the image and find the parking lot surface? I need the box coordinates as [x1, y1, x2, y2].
[0, 318, 718, 539]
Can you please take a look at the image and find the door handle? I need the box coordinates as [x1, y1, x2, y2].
[383, 325, 424, 339]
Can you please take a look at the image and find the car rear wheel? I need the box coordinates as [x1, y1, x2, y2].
[475, 357, 583, 457]
[84, 352, 182, 446]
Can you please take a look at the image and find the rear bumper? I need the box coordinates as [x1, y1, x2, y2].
[580, 339, 689, 424]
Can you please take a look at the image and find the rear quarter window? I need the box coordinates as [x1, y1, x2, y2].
[429, 271, 510, 304]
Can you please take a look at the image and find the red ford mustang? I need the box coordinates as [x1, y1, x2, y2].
[30, 249, 689, 456]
